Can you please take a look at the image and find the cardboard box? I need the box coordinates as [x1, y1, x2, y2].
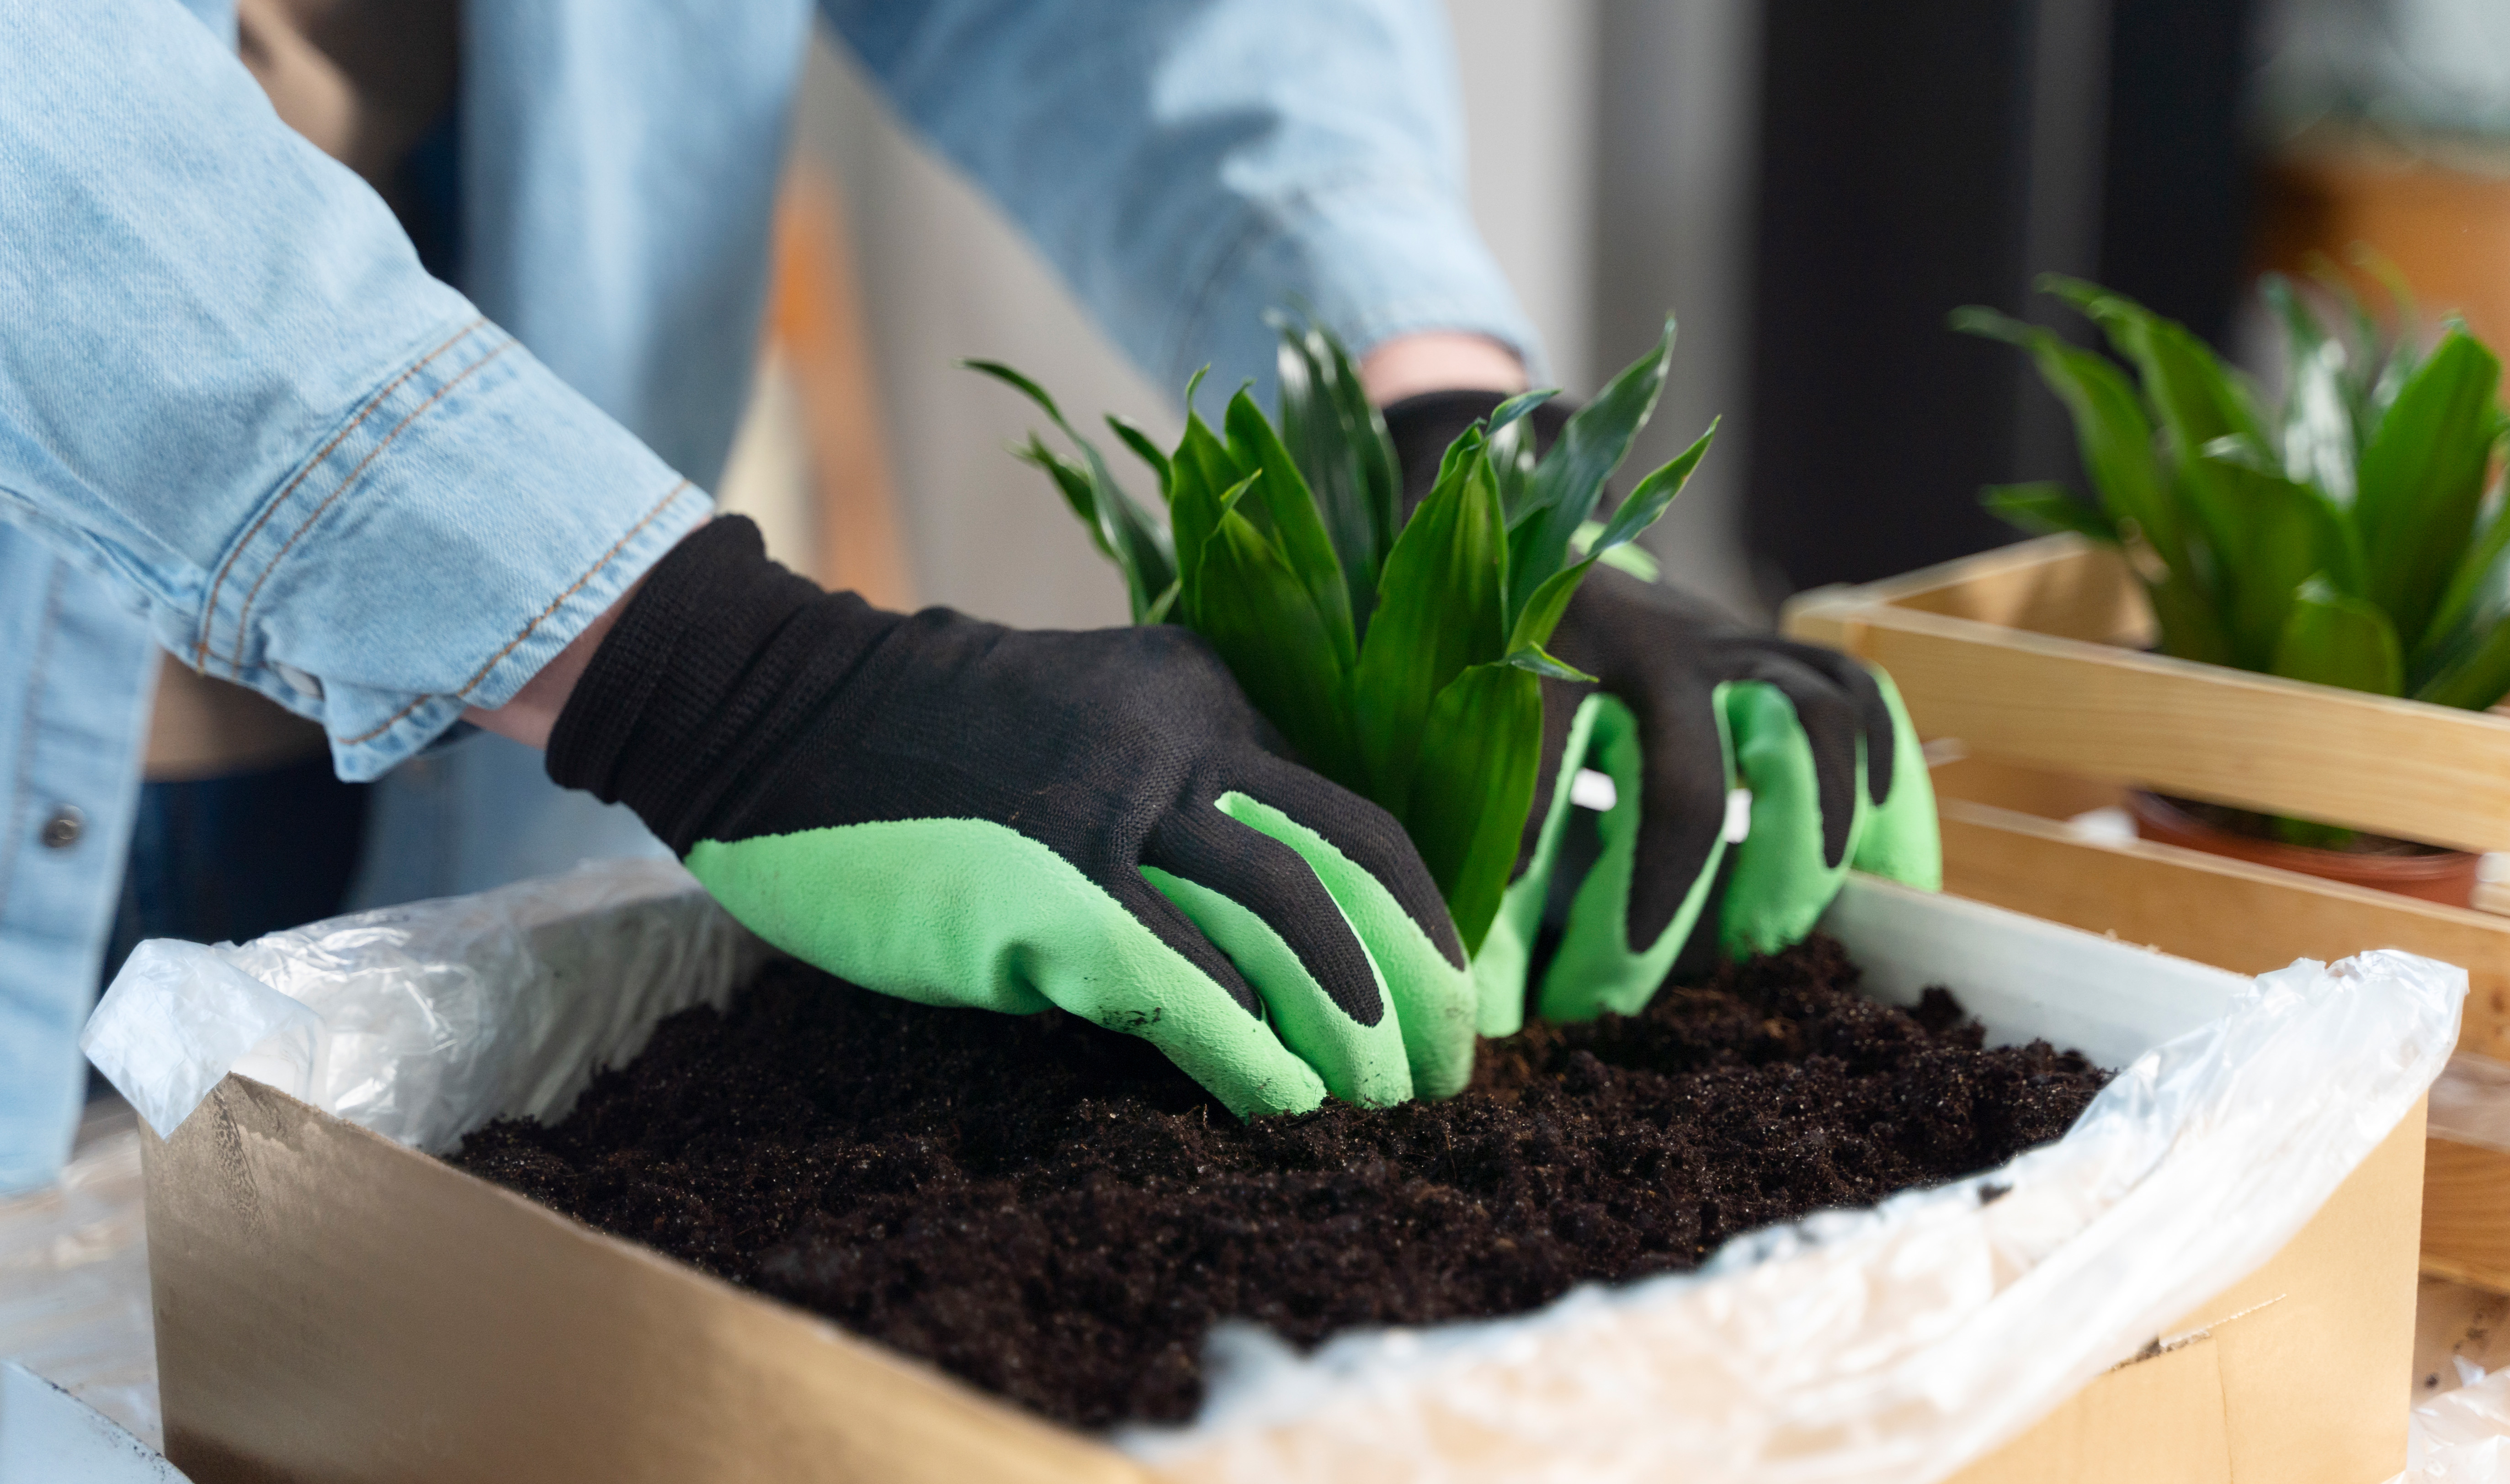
[134, 876, 2433, 1484]
[1784, 533, 2510, 1294]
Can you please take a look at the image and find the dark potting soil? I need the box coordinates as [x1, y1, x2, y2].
[451, 936, 2106, 1430]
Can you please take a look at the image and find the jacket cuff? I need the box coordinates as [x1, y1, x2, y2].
[185, 319, 713, 781]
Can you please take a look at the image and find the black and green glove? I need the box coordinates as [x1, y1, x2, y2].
[547, 518, 1476, 1116]
[1383, 392, 1941, 1035]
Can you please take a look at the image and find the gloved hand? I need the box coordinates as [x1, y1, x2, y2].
[547, 518, 1475, 1115]
[1383, 392, 1940, 1034]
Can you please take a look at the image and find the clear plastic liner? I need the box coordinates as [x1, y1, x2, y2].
[84, 859, 769, 1153]
[2431, 1053, 2510, 1156]
[2391, 1365, 2510, 1483]
[1121, 948, 2464, 1484]
[0, 1107, 154, 1449]
[74, 862, 2464, 1482]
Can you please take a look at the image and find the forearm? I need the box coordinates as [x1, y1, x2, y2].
[3, 0, 706, 779]
[1359, 331, 1528, 404]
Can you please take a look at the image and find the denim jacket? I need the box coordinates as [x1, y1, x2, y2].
[0, 0, 1535, 1187]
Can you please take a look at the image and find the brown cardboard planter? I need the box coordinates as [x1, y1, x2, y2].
[127, 872, 2434, 1484]
[1782, 532, 2510, 1293]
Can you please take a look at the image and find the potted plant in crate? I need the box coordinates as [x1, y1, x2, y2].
[1956, 274, 2510, 904]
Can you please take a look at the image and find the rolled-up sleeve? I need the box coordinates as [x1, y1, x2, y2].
[820, 0, 1543, 396]
[0, 0, 709, 780]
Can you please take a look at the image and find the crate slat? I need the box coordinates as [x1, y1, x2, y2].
[1787, 537, 2510, 853]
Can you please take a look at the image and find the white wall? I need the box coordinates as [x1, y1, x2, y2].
[793, 0, 1756, 628]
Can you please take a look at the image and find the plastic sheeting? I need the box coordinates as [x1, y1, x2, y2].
[2432, 1053, 2510, 1157]
[0, 1361, 188, 1484]
[2393, 1365, 2510, 1483]
[0, 1106, 153, 1449]
[84, 859, 768, 1153]
[1118, 944, 2463, 1484]
[74, 861, 2467, 1482]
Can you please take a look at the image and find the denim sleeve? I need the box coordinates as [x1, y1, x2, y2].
[820, 0, 1544, 398]
[0, 0, 709, 783]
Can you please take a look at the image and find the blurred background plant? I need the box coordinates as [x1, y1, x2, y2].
[1960, 270, 2510, 846]
[1962, 274, 2509, 708]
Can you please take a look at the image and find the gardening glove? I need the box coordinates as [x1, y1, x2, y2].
[547, 518, 1476, 1117]
[1383, 392, 1940, 1034]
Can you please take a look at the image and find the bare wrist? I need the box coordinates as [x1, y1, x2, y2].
[1359, 331, 1529, 406]
[464, 567, 651, 750]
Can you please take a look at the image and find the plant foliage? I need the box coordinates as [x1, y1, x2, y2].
[970, 316, 1714, 953]
[1957, 272, 2510, 713]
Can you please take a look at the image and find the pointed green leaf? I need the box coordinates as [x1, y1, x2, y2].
[1162, 431, 1225, 624]
[1488, 388, 1559, 436]
[2143, 567, 2238, 669]
[2038, 275, 2266, 576]
[2416, 608, 2510, 711]
[2261, 276, 2358, 505]
[1982, 481, 2121, 542]
[1106, 413, 1171, 498]
[1571, 521, 1664, 581]
[1400, 661, 1544, 954]
[1503, 641, 1596, 683]
[1351, 435, 1508, 808]
[1488, 413, 1538, 525]
[2355, 326, 2502, 650]
[2414, 501, 2510, 684]
[2271, 576, 2404, 696]
[961, 358, 1070, 423]
[1225, 388, 1356, 670]
[1177, 409, 1246, 518]
[1953, 306, 2189, 569]
[968, 359, 1175, 622]
[2041, 274, 2270, 451]
[1193, 504, 1358, 777]
[1014, 436, 1109, 555]
[2199, 451, 2356, 671]
[1271, 314, 1399, 633]
[1506, 318, 1676, 625]
[1592, 419, 1716, 555]
[1506, 557, 1595, 660]
[1482, 389, 1560, 527]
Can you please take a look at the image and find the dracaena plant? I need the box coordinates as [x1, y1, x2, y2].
[968, 315, 1714, 954]
[1958, 273, 2510, 715]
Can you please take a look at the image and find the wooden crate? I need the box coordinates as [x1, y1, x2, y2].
[1783, 534, 2510, 1292]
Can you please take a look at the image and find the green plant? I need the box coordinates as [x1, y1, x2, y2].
[1958, 272, 2510, 710]
[968, 316, 1714, 953]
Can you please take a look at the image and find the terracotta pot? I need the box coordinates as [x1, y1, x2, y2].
[2127, 790, 2482, 908]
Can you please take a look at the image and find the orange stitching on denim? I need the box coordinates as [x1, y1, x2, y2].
[194, 318, 485, 670]
[336, 480, 697, 747]
[218, 339, 516, 668]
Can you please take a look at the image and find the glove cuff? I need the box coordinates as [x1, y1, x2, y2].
[1380, 389, 1574, 517]
[547, 516, 899, 853]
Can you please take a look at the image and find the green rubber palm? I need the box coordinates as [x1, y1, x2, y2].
[1472, 570, 1940, 1034]
[550, 519, 1476, 1118]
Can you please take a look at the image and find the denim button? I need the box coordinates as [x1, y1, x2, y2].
[38, 805, 84, 849]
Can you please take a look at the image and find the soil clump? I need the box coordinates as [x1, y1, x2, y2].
[453, 935, 2105, 1428]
